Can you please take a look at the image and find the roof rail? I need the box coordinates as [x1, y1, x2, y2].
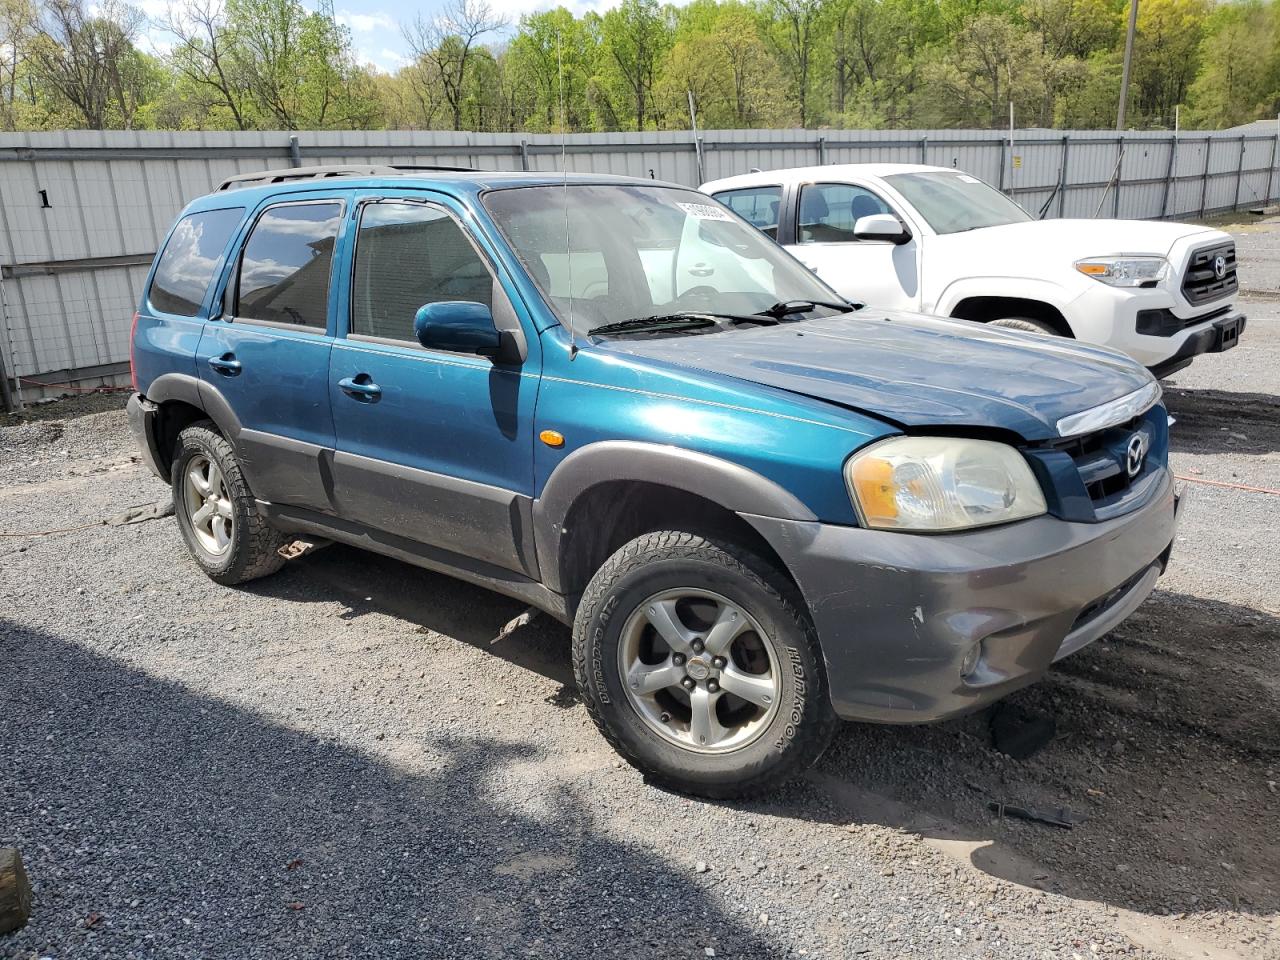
[215, 163, 476, 192]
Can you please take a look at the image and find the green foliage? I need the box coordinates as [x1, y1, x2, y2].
[3, 0, 1278, 132]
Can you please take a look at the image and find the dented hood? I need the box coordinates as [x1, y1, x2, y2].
[606, 311, 1155, 441]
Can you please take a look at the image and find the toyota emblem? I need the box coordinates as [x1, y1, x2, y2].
[1125, 433, 1149, 478]
[1213, 254, 1227, 280]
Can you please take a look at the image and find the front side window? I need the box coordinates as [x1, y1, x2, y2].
[713, 186, 782, 239]
[798, 183, 894, 244]
[483, 184, 845, 337]
[149, 207, 243, 316]
[350, 201, 493, 342]
[884, 171, 1031, 235]
[236, 201, 342, 329]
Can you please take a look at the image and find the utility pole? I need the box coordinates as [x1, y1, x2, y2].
[1117, 0, 1139, 130]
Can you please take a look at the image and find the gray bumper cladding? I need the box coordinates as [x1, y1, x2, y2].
[744, 472, 1179, 723]
[127, 394, 167, 481]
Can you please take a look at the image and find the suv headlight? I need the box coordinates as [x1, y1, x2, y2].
[845, 436, 1047, 532]
[1075, 256, 1169, 287]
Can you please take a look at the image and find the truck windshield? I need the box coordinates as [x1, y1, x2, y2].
[884, 171, 1031, 235]
[483, 184, 848, 337]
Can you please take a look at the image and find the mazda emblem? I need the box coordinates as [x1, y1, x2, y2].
[1125, 433, 1148, 478]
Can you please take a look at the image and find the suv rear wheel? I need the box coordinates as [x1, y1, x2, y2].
[171, 421, 287, 585]
[573, 530, 837, 798]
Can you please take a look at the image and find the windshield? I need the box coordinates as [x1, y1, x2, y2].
[884, 171, 1031, 235]
[482, 184, 846, 336]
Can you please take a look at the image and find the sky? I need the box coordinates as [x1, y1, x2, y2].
[141, 0, 636, 75]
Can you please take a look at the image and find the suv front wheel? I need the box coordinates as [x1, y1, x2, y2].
[171, 421, 287, 585]
[573, 531, 837, 798]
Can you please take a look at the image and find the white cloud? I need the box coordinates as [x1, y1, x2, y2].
[336, 10, 397, 33]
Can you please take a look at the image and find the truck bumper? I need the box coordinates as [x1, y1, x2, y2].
[743, 471, 1179, 723]
[127, 393, 167, 480]
[1148, 311, 1246, 379]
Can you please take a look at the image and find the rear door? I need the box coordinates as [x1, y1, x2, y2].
[326, 193, 541, 576]
[197, 194, 344, 512]
[784, 181, 921, 310]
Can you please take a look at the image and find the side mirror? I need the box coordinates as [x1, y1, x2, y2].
[854, 214, 912, 245]
[414, 301, 502, 357]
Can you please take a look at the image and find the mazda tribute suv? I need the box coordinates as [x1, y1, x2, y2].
[129, 165, 1179, 797]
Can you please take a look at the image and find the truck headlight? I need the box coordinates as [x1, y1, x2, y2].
[845, 436, 1047, 532]
[1075, 256, 1169, 287]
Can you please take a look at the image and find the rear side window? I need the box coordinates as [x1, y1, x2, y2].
[149, 208, 243, 317]
[713, 186, 782, 239]
[350, 201, 492, 342]
[237, 201, 343, 329]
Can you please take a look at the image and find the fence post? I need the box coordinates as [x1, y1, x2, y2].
[519, 139, 530, 171]
[997, 137, 1007, 193]
[0, 277, 20, 412]
[1057, 134, 1070, 218]
[288, 134, 301, 168]
[1199, 137, 1212, 218]
[1159, 131, 1178, 219]
[817, 136, 826, 165]
[919, 136, 927, 164]
[1269, 119, 1279, 204]
[1112, 137, 1123, 218]
[1233, 134, 1247, 212]
[0, 330, 13, 413]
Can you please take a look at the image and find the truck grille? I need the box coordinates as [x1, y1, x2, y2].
[1181, 241, 1237, 306]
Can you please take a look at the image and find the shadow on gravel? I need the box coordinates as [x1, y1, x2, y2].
[0, 619, 763, 959]
[767, 593, 1280, 933]
[1164, 386, 1280, 455]
[243, 544, 576, 691]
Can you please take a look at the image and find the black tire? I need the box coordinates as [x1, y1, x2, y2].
[171, 420, 287, 586]
[989, 316, 1059, 336]
[572, 530, 837, 799]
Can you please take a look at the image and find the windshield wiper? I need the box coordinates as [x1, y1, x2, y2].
[588, 311, 790, 337]
[587, 314, 720, 337]
[759, 298, 863, 318]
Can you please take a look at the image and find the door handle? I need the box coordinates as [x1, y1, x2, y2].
[338, 375, 382, 403]
[207, 353, 241, 376]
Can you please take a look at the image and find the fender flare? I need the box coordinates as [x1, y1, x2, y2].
[533, 440, 817, 594]
[934, 277, 1078, 327]
[146, 372, 243, 442]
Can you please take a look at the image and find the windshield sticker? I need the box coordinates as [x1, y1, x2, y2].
[956, 175, 981, 183]
[678, 201, 736, 222]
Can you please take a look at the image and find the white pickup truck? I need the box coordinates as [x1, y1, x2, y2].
[701, 163, 1245, 376]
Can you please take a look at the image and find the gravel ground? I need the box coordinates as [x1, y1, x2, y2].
[2, 224, 1277, 960]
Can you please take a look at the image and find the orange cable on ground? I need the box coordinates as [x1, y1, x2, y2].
[1175, 475, 1280, 496]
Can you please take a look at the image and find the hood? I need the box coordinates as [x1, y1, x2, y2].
[967, 218, 1221, 257]
[605, 311, 1154, 442]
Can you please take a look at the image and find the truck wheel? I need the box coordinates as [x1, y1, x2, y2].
[989, 316, 1059, 336]
[171, 421, 287, 586]
[572, 531, 837, 798]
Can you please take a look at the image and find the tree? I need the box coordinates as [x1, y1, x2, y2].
[162, 0, 250, 129]
[0, 0, 35, 130]
[599, 0, 671, 130]
[1130, 0, 1209, 127]
[505, 7, 596, 131]
[27, 0, 147, 128]
[402, 0, 506, 131]
[766, 0, 827, 127]
[1185, 0, 1280, 128]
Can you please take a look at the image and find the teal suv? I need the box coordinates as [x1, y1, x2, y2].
[128, 165, 1179, 796]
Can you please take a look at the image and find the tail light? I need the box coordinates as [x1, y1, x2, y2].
[129, 311, 140, 392]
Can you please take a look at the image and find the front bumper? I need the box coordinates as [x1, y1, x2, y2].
[1148, 310, 1246, 378]
[127, 393, 167, 480]
[744, 470, 1178, 723]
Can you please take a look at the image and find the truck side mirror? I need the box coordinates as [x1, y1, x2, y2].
[854, 214, 912, 245]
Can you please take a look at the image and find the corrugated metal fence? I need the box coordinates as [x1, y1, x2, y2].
[1, 126, 1277, 409]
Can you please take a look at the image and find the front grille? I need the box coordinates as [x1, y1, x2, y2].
[1032, 403, 1168, 522]
[1181, 241, 1237, 306]
[1069, 565, 1152, 634]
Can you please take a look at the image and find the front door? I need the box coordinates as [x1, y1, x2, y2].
[784, 181, 921, 310]
[327, 194, 540, 576]
[196, 195, 344, 512]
